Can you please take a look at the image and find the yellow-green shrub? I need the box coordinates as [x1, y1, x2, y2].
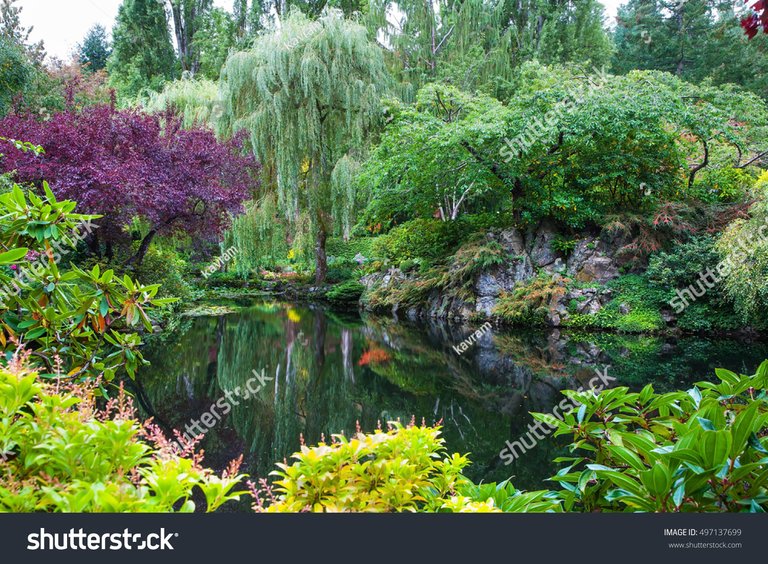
[0, 360, 244, 512]
[253, 424, 499, 512]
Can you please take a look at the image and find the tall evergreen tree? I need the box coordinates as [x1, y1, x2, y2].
[108, 0, 179, 99]
[219, 9, 390, 283]
[159, 0, 213, 75]
[0, 36, 32, 115]
[613, 0, 768, 97]
[78, 25, 111, 73]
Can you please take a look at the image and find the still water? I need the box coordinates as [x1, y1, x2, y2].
[137, 301, 768, 494]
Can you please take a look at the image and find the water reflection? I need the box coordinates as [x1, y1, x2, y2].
[138, 302, 768, 494]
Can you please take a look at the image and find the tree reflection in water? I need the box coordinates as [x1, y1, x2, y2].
[138, 302, 768, 494]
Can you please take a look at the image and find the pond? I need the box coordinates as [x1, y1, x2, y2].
[136, 300, 768, 500]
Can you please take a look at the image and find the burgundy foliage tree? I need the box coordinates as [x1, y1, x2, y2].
[0, 105, 258, 264]
[742, 0, 768, 38]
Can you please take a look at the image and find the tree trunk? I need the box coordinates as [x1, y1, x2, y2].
[313, 309, 327, 371]
[126, 229, 157, 267]
[87, 232, 101, 258]
[314, 221, 327, 285]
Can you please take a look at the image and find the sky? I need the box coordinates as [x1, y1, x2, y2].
[18, 0, 626, 63]
[17, 0, 230, 62]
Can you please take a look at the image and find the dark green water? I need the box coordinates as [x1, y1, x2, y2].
[137, 301, 768, 493]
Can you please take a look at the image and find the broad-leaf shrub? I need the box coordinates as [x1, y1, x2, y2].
[539, 362, 768, 512]
[0, 358, 244, 512]
[0, 183, 172, 379]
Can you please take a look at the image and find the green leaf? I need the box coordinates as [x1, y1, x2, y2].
[0, 247, 28, 264]
[731, 401, 760, 458]
[697, 417, 715, 431]
[698, 430, 732, 469]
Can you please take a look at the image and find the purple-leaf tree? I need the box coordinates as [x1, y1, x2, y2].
[0, 105, 258, 264]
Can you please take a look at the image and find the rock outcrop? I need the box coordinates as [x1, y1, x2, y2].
[362, 222, 624, 324]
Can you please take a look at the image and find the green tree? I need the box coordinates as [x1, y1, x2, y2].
[108, 0, 179, 100]
[0, 0, 44, 62]
[192, 7, 236, 79]
[78, 24, 111, 73]
[219, 9, 390, 283]
[160, 0, 213, 75]
[367, 0, 612, 97]
[0, 36, 32, 115]
[361, 64, 768, 231]
[613, 0, 768, 98]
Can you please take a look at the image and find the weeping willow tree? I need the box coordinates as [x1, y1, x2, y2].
[143, 77, 220, 127]
[224, 194, 289, 273]
[218, 9, 390, 283]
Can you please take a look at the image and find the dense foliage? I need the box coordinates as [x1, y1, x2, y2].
[0, 106, 257, 264]
[614, 0, 768, 98]
[0, 179, 173, 379]
[3, 0, 768, 517]
[108, 0, 179, 99]
[542, 361, 768, 512]
[361, 65, 767, 232]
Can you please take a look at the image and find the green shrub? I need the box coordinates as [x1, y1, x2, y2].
[0, 362, 244, 512]
[541, 361, 768, 512]
[326, 237, 377, 261]
[372, 219, 466, 262]
[252, 424, 556, 513]
[202, 270, 249, 288]
[399, 258, 418, 272]
[132, 245, 192, 300]
[564, 275, 665, 332]
[646, 236, 720, 289]
[325, 280, 365, 303]
[693, 167, 754, 203]
[326, 256, 362, 283]
[551, 235, 578, 255]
